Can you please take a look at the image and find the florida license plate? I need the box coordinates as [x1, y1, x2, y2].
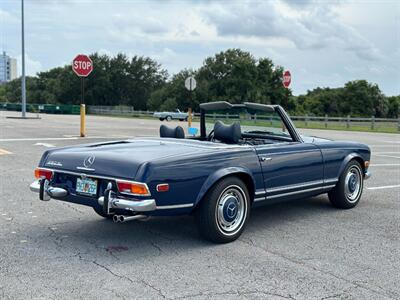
[76, 177, 98, 196]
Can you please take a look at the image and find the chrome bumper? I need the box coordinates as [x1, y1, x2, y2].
[365, 171, 372, 180]
[98, 195, 156, 212]
[30, 179, 156, 212]
[30, 180, 68, 200]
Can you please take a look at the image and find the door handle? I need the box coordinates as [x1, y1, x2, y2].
[259, 156, 272, 162]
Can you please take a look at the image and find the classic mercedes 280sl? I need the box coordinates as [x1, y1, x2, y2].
[30, 102, 371, 243]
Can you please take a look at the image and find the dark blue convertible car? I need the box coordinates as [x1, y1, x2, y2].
[31, 102, 371, 243]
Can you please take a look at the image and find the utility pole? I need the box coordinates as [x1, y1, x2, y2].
[21, 0, 26, 118]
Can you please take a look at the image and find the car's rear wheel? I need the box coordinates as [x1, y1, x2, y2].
[159, 117, 164, 121]
[92, 206, 113, 219]
[166, 116, 172, 121]
[328, 160, 364, 209]
[195, 177, 250, 243]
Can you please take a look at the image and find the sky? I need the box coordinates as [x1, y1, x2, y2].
[1, 0, 399, 96]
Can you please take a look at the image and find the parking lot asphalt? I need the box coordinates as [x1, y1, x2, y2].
[0, 111, 399, 299]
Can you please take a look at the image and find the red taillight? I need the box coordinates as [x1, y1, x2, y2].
[116, 180, 150, 196]
[34, 168, 53, 180]
[156, 183, 169, 192]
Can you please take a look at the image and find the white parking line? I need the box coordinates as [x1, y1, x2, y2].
[34, 143, 56, 148]
[370, 164, 400, 167]
[373, 152, 400, 154]
[0, 136, 130, 142]
[367, 185, 400, 190]
[374, 154, 400, 159]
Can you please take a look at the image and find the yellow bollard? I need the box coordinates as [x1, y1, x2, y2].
[80, 104, 86, 137]
[188, 108, 192, 128]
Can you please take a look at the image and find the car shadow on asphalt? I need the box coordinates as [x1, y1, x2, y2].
[24, 194, 342, 257]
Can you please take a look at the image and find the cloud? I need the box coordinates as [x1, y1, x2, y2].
[201, 1, 382, 60]
[16, 54, 43, 77]
[1, 0, 397, 95]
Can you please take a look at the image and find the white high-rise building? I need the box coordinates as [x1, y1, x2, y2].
[0, 51, 17, 83]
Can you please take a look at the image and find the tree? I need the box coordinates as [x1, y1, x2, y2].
[342, 80, 387, 117]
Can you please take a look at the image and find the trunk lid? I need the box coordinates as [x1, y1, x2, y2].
[42, 138, 226, 179]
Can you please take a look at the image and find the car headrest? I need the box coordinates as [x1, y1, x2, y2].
[159, 125, 185, 139]
[213, 121, 241, 144]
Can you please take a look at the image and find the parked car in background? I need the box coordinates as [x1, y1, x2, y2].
[153, 109, 189, 121]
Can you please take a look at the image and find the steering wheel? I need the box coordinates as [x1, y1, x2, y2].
[207, 130, 214, 141]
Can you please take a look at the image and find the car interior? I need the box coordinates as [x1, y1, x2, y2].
[159, 120, 293, 145]
[158, 101, 297, 145]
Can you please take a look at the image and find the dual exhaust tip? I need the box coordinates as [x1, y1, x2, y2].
[112, 214, 148, 223]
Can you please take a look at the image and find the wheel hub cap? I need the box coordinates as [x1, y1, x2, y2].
[344, 166, 362, 202]
[216, 185, 247, 235]
[223, 196, 238, 222]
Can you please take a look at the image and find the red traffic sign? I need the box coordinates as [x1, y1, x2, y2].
[282, 70, 291, 88]
[72, 54, 93, 77]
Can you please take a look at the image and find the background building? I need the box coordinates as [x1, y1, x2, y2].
[0, 51, 17, 83]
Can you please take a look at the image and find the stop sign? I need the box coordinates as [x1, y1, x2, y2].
[282, 70, 291, 88]
[72, 54, 93, 77]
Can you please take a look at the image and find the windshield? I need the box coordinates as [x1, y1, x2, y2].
[204, 107, 293, 142]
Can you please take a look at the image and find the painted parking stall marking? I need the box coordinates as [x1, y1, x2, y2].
[367, 185, 400, 190]
[0, 148, 12, 155]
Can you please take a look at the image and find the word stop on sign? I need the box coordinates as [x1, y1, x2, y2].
[74, 61, 92, 70]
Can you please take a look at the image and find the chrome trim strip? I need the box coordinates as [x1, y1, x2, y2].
[267, 186, 323, 199]
[267, 180, 323, 193]
[76, 166, 95, 172]
[156, 203, 194, 210]
[254, 197, 266, 202]
[324, 184, 336, 190]
[255, 190, 266, 196]
[324, 178, 338, 184]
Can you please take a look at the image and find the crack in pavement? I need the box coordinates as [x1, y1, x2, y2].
[139, 279, 168, 299]
[91, 260, 135, 284]
[239, 238, 396, 299]
[88, 258, 168, 299]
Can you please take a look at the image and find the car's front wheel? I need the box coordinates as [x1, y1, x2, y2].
[195, 177, 250, 243]
[328, 160, 364, 209]
[166, 116, 172, 121]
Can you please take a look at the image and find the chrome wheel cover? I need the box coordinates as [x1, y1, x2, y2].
[215, 185, 247, 236]
[344, 165, 362, 203]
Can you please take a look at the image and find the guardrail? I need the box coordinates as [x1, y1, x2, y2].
[2, 103, 399, 132]
[86, 106, 399, 132]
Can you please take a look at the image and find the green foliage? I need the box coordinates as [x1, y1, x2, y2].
[1, 49, 398, 118]
[2, 53, 167, 109]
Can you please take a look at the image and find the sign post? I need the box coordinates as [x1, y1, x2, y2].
[185, 76, 196, 128]
[72, 54, 93, 137]
[282, 70, 291, 132]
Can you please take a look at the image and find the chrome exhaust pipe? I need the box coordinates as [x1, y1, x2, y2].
[113, 215, 121, 223]
[113, 215, 148, 223]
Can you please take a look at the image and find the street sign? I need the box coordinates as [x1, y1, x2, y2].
[282, 70, 291, 88]
[185, 76, 197, 91]
[72, 54, 93, 77]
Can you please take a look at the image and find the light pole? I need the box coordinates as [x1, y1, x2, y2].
[21, 0, 26, 118]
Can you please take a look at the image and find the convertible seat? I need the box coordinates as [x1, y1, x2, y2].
[213, 121, 241, 144]
[159, 125, 185, 139]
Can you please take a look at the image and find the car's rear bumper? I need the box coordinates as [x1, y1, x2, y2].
[30, 180, 156, 212]
[365, 171, 372, 180]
